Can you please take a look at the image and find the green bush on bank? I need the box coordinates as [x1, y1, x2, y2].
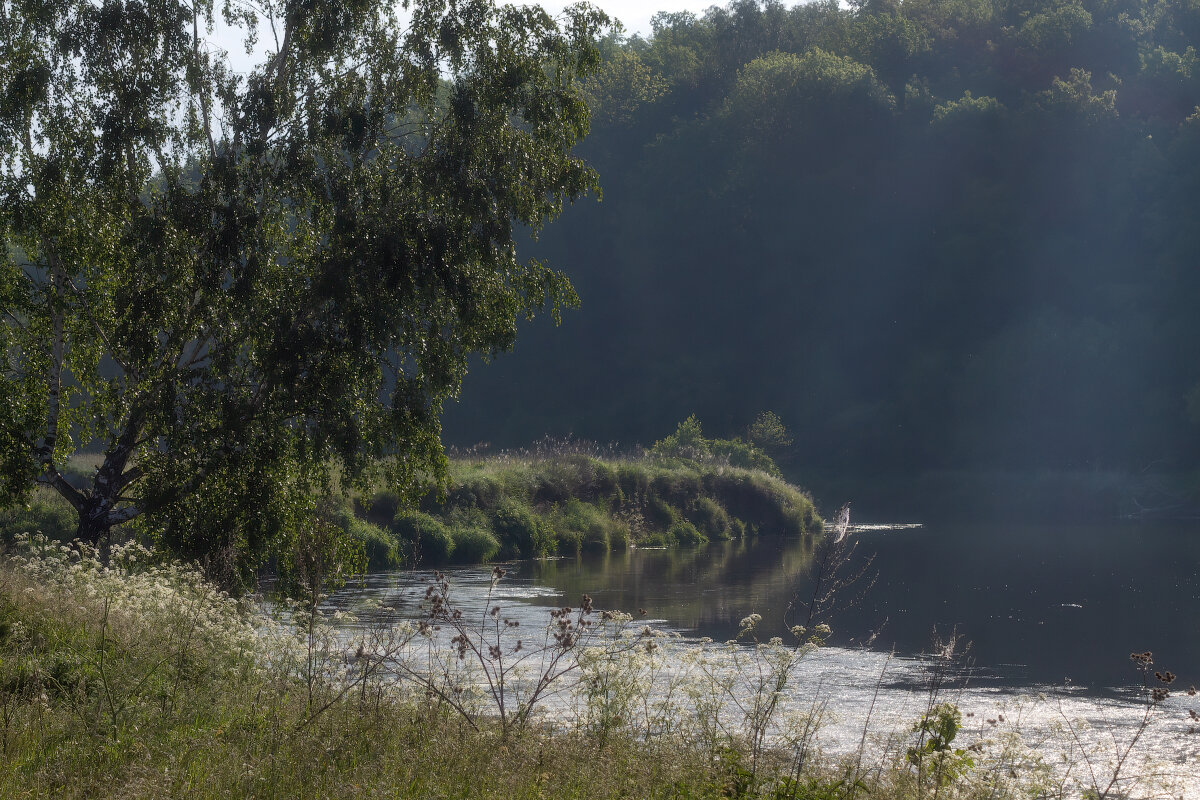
[324, 419, 821, 568]
[346, 446, 819, 567]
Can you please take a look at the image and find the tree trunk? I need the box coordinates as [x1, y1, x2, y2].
[75, 496, 113, 560]
[73, 490, 141, 562]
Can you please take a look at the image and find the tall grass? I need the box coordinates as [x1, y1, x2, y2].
[0, 434, 820, 574]
[3, 535, 1191, 799]
[348, 450, 822, 569]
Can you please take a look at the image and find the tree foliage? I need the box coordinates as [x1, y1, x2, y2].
[443, 0, 1200, 504]
[0, 0, 607, 574]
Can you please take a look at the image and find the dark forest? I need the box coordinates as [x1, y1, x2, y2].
[446, 0, 1200, 515]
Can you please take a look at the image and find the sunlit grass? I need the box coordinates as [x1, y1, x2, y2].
[3, 537, 1190, 799]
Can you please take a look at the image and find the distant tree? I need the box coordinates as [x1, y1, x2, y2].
[585, 47, 668, 128]
[721, 49, 894, 144]
[747, 411, 793, 451]
[650, 415, 712, 461]
[0, 0, 607, 573]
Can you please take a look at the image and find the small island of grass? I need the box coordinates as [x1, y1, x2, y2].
[340, 417, 822, 570]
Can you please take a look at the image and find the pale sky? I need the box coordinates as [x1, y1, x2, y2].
[215, 2, 757, 73]
[535, 1, 725, 37]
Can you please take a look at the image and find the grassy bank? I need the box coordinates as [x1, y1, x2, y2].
[3, 537, 1187, 799]
[1, 423, 821, 573]
[0, 541, 723, 799]
[346, 448, 821, 570]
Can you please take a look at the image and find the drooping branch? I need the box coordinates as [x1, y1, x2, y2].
[38, 249, 67, 466]
[192, 1, 218, 159]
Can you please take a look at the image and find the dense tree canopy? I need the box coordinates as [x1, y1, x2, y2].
[445, 0, 1200, 513]
[0, 0, 607, 574]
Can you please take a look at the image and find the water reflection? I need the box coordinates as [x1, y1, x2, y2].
[334, 520, 1199, 692]
[319, 523, 1200, 796]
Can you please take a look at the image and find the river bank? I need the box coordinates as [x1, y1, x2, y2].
[0, 424, 822, 575]
[3, 538, 1196, 799]
[343, 449, 822, 570]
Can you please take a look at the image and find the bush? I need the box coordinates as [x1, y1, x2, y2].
[493, 501, 555, 558]
[710, 438, 781, 477]
[616, 463, 649, 503]
[644, 492, 680, 531]
[669, 520, 706, 546]
[650, 471, 703, 507]
[688, 496, 735, 541]
[330, 510, 402, 570]
[551, 499, 616, 554]
[532, 460, 578, 506]
[443, 475, 503, 511]
[650, 415, 712, 461]
[393, 511, 456, 564]
[362, 489, 403, 527]
[451, 526, 501, 563]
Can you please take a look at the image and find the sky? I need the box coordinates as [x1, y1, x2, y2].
[215, 2, 754, 73]
[533, 1, 724, 37]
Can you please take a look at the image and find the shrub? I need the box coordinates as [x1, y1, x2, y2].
[451, 526, 501, 563]
[669, 520, 706, 546]
[746, 411, 793, 450]
[710, 437, 781, 477]
[362, 489, 403, 527]
[650, 415, 712, 461]
[650, 470, 703, 507]
[553, 499, 615, 554]
[443, 475, 503, 511]
[688, 496, 735, 541]
[393, 511, 456, 564]
[644, 492, 681, 531]
[706, 471, 820, 537]
[493, 501, 555, 558]
[330, 510, 402, 570]
[616, 463, 649, 503]
[531, 460, 579, 506]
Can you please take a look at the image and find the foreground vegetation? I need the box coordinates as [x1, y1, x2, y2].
[1, 535, 1191, 800]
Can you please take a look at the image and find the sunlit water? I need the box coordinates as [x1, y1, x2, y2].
[322, 520, 1200, 797]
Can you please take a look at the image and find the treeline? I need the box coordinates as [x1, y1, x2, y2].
[444, 0, 1200, 509]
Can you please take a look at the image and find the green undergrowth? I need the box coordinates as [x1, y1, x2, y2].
[324, 416, 822, 569]
[0, 454, 819, 572]
[349, 451, 821, 569]
[0, 539, 1083, 800]
[0, 543, 739, 799]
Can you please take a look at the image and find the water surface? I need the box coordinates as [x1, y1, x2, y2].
[323, 520, 1200, 796]
[334, 518, 1200, 693]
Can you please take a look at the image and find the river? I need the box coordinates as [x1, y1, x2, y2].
[323, 519, 1200, 797]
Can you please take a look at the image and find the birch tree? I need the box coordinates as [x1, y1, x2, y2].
[0, 0, 606, 572]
